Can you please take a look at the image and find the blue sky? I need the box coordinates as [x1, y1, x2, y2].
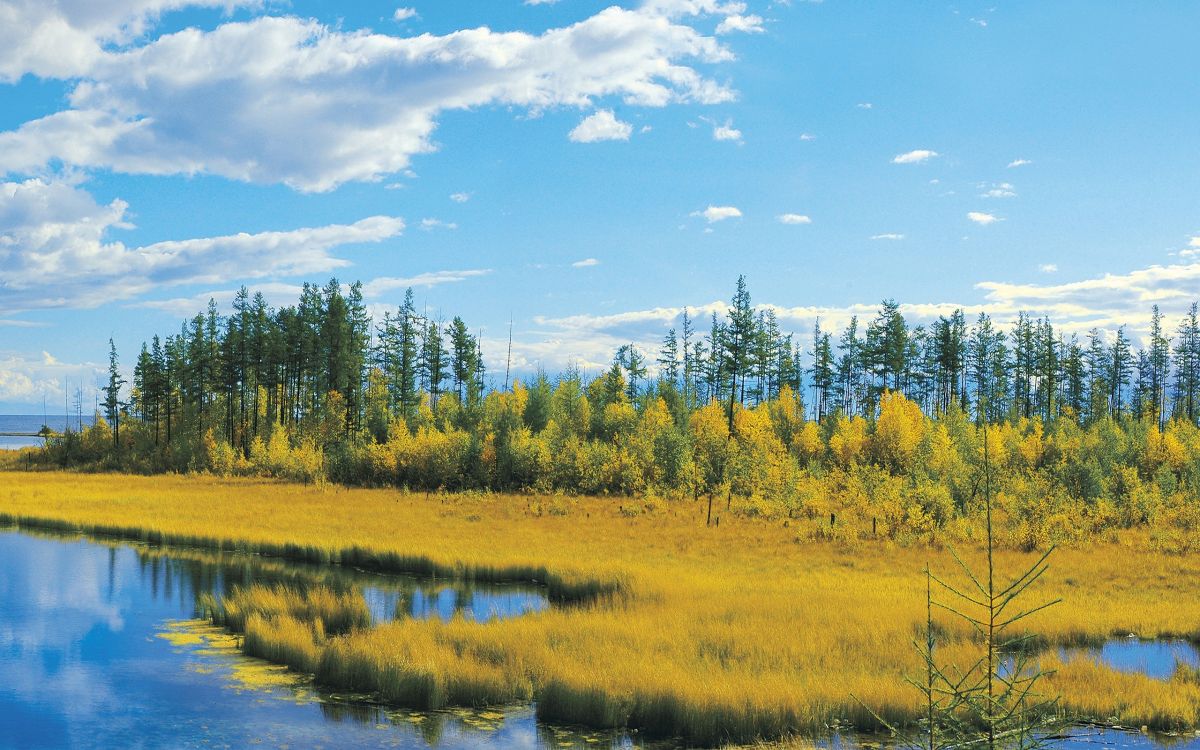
[1, 0, 1199, 411]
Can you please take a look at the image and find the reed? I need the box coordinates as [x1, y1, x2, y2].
[202, 583, 370, 635]
[2, 471, 1199, 745]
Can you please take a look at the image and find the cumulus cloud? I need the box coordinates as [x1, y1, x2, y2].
[967, 211, 1001, 225]
[777, 213, 811, 225]
[0, 178, 403, 314]
[0, 7, 737, 191]
[1039, 264, 1058, 273]
[0, 351, 104, 409]
[716, 14, 764, 34]
[892, 149, 938, 164]
[870, 233, 904, 240]
[712, 119, 743, 143]
[449, 192, 471, 203]
[980, 182, 1016, 198]
[569, 110, 634, 143]
[1007, 158, 1032, 168]
[360, 269, 492, 298]
[974, 262, 1200, 334]
[419, 218, 457, 230]
[693, 205, 742, 223]
[393, 7, 418, 21]
[512, 259, 1200, 375]
[0, 0, 258, 82]
[130, 282, 307, 317]
[856, 102, 873, 109]
[572, 258, 600, 267]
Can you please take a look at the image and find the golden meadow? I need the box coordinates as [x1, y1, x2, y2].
[3, 460, 1200, 746]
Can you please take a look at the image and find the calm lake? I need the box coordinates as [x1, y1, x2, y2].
[0, 529, 635, 749]
[1, 527, 1197, 749]
[0, 416, 93, 450]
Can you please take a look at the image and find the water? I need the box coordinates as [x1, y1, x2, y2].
[0, 530, 630, 749]
[2, 527, 1196, 749]
[1060, 638, 1200, 680]
[0, 415, 93, 450]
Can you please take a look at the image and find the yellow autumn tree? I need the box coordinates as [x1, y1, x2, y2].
[870, 390, 925, 473]
[829, 413, 868, 467]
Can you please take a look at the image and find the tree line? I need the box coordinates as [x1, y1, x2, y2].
[97, 276, 1200, 449]
[29, 275, 1200, 544]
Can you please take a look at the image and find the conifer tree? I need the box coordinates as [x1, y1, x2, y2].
[104, 338, 126, 450]
[1173, 303, 1200, 423]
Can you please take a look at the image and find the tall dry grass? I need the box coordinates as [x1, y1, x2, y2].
[2, 471, 1199, 744]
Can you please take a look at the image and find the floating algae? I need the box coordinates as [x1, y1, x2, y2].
[156, 619, 320, 704]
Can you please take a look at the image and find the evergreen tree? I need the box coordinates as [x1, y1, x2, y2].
[104, 338, 126, 450]
[722, 275, 756, 430]
[1085, 329, 1110, 424]
[1173, 303, 1200, 423]
[836, 316, 864, 417]
[614, 343, 648, 401]
[810, 320, 835, 421]
[657, 327, 680, 388]
[1108, 326, 1134, 418]
[1148, 305, 1171, 427]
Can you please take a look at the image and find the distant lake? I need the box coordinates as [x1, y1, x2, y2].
[0, 415, 94, 450]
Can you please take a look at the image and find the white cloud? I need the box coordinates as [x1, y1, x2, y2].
[856, 102, 873, 109]
[712, 119, 743, 143]
[449, 192, 471, 203]
[1007, 158, 1032, 168]
[777, 213, 811, 225]
[572, 258, 600, 267]
[130, 282, 306, 317]
[967, 211, 1001, 225]
[393, 7, 418, 21]
[524, 0, 560, 4]
[799, 133, 816, 141]
[693, 205, 742, 223]
[360, 270, 491, 298]
[569, 110, 634, 143]
[0, 351, 104, 409]
[980, 182, 1016, 198]
[716, 14, 764, 34]
[1176, 237, 1200, 258]
[892, 149, 938, 164]
[0, 178, 403, 314]
[0, 7, 736, 191]
[969, 17, 987, 27]
[1039, 264, 1058, 274]
[975, 262, 1200, 334]
[514, 259, 1200, 375]
[0, 0, 259, 82]
[870, 233, 904, 240]
[419, 218, 457, 230]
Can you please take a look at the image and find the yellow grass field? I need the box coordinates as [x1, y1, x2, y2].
[2, 470, 1199, 745]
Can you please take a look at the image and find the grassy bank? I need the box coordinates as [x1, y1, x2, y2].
[3, 471, 1200, 745]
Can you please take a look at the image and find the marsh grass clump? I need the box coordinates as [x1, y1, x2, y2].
[243, 612, 326, 673]
[202, 583, 370, 636]
[316, 622, 533, 709]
